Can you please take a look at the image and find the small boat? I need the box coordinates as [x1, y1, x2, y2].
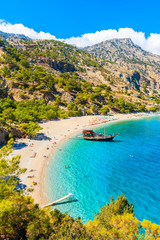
[83, 130, 119, 141]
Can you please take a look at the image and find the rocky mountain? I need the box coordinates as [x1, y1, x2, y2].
[0, 34, 159, 143]
[85, 38, 160, 64]
[0, 31, 30, 41]
[0, 35, 159, 107]
[1, 31, 160, 95]
[85, 38, 160, 94]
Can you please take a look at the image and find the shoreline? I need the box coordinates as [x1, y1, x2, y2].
[12, 112, 160, 207]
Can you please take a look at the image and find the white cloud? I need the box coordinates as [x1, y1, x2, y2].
[65, 28, 146, 50]
[0, 19, 160, 55]
[0, 19, 56, 40]
[66, 28, 160, 55]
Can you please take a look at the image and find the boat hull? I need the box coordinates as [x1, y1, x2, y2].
[83, 136, 115, 141]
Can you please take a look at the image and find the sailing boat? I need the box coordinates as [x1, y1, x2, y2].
[83, 129, 119, 141]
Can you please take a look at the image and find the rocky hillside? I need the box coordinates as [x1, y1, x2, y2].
[0, 31, 30, 41]
[0, 34, 159, 143]
[1, 36, 159, 104]
[85, 38, 160, 95]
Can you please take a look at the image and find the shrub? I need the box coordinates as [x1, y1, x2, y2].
[100, 106, 109, 115]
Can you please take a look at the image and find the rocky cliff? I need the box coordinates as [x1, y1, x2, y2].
[85, 38, 160, 94]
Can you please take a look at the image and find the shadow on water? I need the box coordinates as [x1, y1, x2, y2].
[70, 138, 123, 143]
[54, 199, 78, 206]
[107, 140, 123, 143]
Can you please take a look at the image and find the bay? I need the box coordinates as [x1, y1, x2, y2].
[46, 116, 160, 223]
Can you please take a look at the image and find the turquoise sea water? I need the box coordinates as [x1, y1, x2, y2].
[46, 116, 160, 224]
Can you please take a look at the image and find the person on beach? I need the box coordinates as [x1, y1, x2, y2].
[31, 181, 37, 186]
[27, 175, 35, 178]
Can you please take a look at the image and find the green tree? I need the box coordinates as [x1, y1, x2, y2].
[86, 194, 139, 240]
[138, 105, 147, 112]
[100, 106, 109, 115]
[19, 122, 42, 136]
[1, 66, 11, 78]
[0, 139, 26, 201]
[149, 106, 158, 112]
[141, 220, 160, 239]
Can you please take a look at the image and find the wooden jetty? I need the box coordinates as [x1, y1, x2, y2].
[42, 193, 73, 208]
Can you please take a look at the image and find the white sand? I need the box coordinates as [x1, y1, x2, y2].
[12, 112, 159, 206]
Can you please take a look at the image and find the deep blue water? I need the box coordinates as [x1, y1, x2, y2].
[46, 116, 160, 224]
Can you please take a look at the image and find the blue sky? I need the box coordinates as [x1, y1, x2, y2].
[0, 0, 160, 55]
[0, 0, 159, 38]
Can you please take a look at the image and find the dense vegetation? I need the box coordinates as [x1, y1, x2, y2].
[0, 38, 159, 138]
[0, 140, 160, 239]
[0, 37, 160, 239]
[21, 39, 100, 68]
[0, 98, 63, 135]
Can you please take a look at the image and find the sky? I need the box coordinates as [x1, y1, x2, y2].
[0, 0, 160, 55]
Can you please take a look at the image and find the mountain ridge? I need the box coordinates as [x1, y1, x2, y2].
[0, 35, 159, 143]
[85, 38, 160, 94]
[0, 30, 30, 40]
[84, 37, 160, 61]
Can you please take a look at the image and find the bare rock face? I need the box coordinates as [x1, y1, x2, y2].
[0, 128, 8, 145]
[37, 58, 44, 64]
[45, 58, 76, 73]
[0, 126, 26, 145]
[85, 38, 160, 65]
[122, 72, 140, 90]
[130, 71, 141, 90]
[61, 91, 75, 104]
[85, 38, 160, 93]
[10, 128, 24, 138]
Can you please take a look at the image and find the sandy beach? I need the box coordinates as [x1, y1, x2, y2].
[11, 112, 159, 207]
